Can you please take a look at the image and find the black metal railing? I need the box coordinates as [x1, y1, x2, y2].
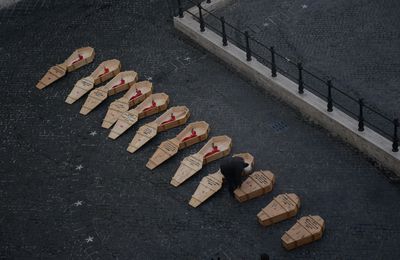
[176, 0, 399, 152]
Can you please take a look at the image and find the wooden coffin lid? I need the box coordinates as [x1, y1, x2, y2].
[79, 85, 109, 115]
[146, 121, 210, 170]
[146, 138, 181, 170]
[101, 81, 153, 129]
[198, 135, 232, 164]
[36, 47, 95, 90]
[104, 71, 139, 96]
[170, 153, 204, 187]
[257, 193, 300, 227]
[90, 59, 121, 85]
[127, 106, 189, 153]
[65, 59, 121, 104]
[36, 64, 68, 90]
[170, 136, 232, 187]
[107, 93, 169, 140]
[154, 106, 190, 132]
[281, 215, 325, 250]
[234, 170, 275, 203]
[188, 152, 254, 208]
[126, 121, 158, 153]
[65, 76, 95, 104]
[189, 170, 224, 208]
[80, 71, 138, 115]
[64, 47, 95, 72]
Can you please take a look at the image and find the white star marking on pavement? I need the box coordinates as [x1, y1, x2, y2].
[85, 236, 94, 243]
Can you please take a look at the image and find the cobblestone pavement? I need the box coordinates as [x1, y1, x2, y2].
[203, 0, 400, 140]
[1, 0, 400, 259]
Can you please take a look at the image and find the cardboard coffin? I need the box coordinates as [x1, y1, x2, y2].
[170, 135, 232, 187]
[146, 121, 210, 170]
[281, 215, 325, 250]
[79, 71, 139, 115]
[65, 59, 121, 104]
[234, 170, 275, 203]
[257, 193, 300, 227]
[189, 153, 254, 208]
[102, 81, 153, 128]
[108, 93, 169, 139]
[36, 47, 95, 89]
[126, 106, 190, 153]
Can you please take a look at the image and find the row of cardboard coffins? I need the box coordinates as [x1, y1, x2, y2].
[36, 47, 324, 250]
[36, 48, 188, 151]
[35, 48, 241, 191]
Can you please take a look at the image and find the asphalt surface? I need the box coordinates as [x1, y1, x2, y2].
[204, 0, 400, 140]
[1, 0, 400, 259]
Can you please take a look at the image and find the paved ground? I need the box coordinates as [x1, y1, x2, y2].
[0, 0, 20, 9]
[1, 0, 400, 259]
[204, 0, 400, 139]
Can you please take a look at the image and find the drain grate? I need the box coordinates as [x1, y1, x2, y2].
[270, 120, 288, 133]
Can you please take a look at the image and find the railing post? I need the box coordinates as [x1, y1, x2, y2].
[327, 80, 333, 112]
[177, 0, 183, 18]
[245, 31, 252, 61]
[297, 62, 304, 94]
[270, 47, 277, 77]
[221, 17, 227, 46]
[393, 119, 399, 152]
[358, 98, 364, 131]
[198, 3, 205, 32]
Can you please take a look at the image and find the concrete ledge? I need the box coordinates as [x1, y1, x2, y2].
[174, 1, 400, 176]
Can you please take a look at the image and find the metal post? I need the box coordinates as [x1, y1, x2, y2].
[177, 0, 183, 18]
[245, 31, 252, 61]
[198, 3, 205, 32]
[297, 62, 304, 94]
[270, 47, 277, 77]
[221, 17, 227, 46]
[393, 119, 399, 152]
[327, 80, 333, 112]
[358, 98, 364, 131]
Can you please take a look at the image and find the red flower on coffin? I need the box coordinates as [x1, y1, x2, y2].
[161, 114, 176, 125]
[71, 54, 84, 65]
[112, 79, 126, 89]
[181, 129, 197, 142]
[129, 89, 142, 100]
[204, 144, 220, 158]
[99, 67, 110, 77]
[143, 100, 157, 112]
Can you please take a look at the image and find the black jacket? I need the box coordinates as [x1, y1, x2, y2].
[220, 157, 249, 196]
